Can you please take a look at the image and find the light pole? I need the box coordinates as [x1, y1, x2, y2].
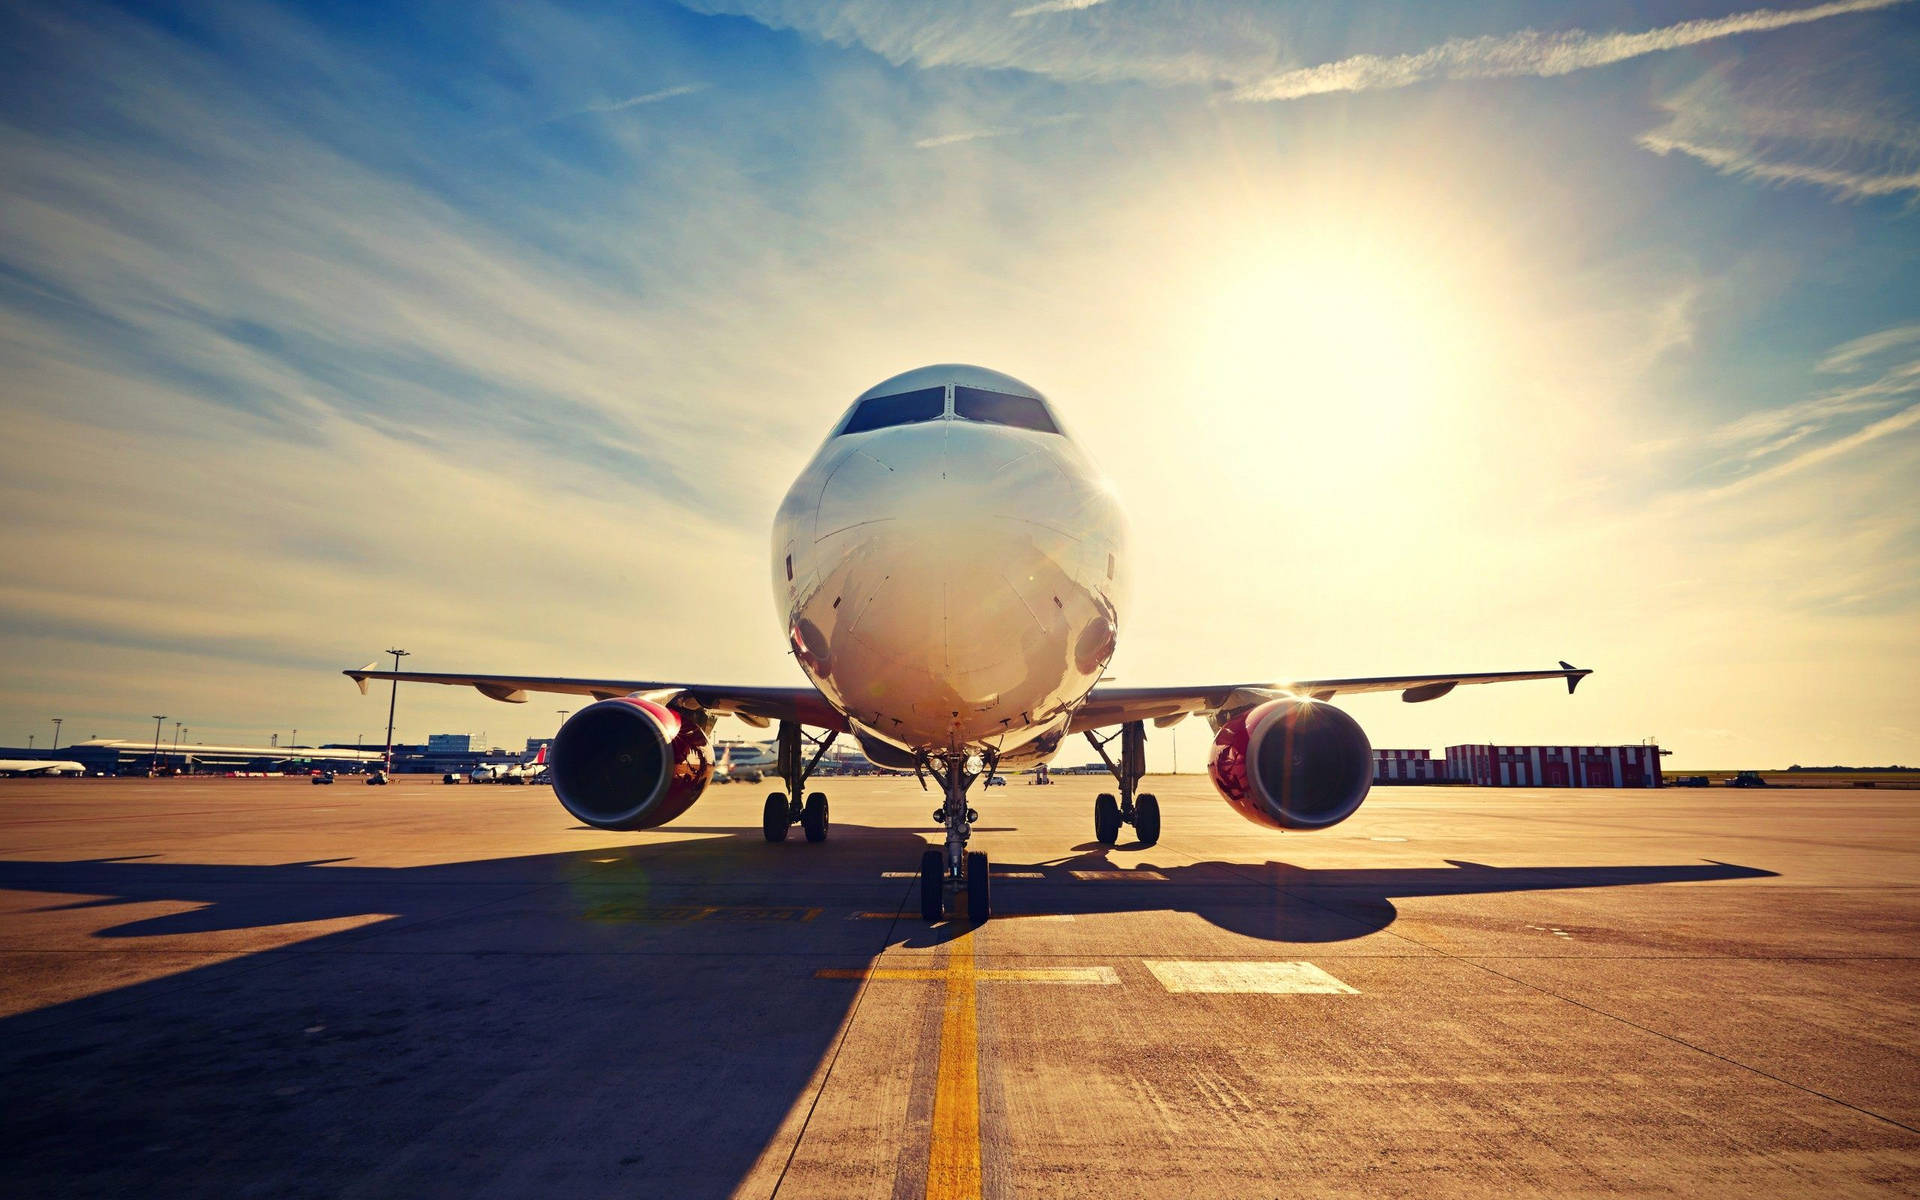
[179, 727, 189, 774]
[171, 722, 183, 768]
[383, 648, 409, 776]
[150, 715, 166, 775]
[50, 717, 63, 751]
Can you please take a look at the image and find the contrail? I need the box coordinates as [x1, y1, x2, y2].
[1234, 0, 1908, 102]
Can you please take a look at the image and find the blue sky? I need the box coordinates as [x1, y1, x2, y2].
[1, 0, 1916, 767]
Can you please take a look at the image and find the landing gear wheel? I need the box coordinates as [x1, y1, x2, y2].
[802, 792, 830, 843]
[966, 851, 991, 924]
[919, 848, 945, 922]
[762, 792, 791, 843]
[1133, 793, 1161, 847]
[1094, 793, 1122, 845]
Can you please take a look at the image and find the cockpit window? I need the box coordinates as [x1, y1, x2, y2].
[838, 386, 947, 435]
[952, 386, 1060, 434]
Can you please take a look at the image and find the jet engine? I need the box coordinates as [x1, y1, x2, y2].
[549, 697, 712, 830]
[1208, 697, 1372, 830]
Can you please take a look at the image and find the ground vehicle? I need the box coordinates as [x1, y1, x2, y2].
[311, 771, 335, 785]
[442, 773, 462, 784]
[985, 775, 1007, 786]
[1728, 771, 1769, 787]
[366, 771, 389, 786]
[1672, 775, 1709, 787]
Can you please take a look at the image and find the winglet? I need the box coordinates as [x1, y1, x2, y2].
[1559, 661, 1587, 694]
[346, 661, 377, 695]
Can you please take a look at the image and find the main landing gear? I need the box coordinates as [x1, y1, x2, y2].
[918, 753, 992, 923]
[1086, 720, 1160, 848]
[762, 720, 835, 844]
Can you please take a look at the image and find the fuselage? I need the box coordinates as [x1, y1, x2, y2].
[773, 365, 1126, 764]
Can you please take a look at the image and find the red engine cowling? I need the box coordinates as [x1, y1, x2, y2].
[549, 697, 712, 830]
[1208, 698, 1373, 830]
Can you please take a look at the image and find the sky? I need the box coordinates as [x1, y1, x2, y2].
[0, 0, 1916, 771]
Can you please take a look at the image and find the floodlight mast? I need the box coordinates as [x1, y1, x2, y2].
[382, 649, 409, 776]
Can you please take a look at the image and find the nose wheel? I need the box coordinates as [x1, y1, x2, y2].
[914, 753, 993, 921]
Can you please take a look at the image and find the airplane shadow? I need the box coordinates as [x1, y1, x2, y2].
[0, 825, 1775, 1196]
[964, 845, 1777, 943]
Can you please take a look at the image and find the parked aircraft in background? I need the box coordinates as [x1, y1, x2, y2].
[469, 746, 547, 785]
[710, 741, 770, 784]
[0, 759, 87, 776]
[348, 364, 1587, 922]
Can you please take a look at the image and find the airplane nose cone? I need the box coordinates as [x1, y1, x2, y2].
[799, 420, 1115, 744]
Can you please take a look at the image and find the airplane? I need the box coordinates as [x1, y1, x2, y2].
[347, 364, 1588, 923]
[711, 739, 775, 783]
[469, 746, 548, 785]
[0, 759, 87, 776]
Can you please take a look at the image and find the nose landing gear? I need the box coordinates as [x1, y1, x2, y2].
[916, 753, 993, 921]
[1086, 720, 1160, 848]
[761, 721, 836, 844]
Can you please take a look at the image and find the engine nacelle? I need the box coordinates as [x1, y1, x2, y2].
[549, 697, 712, 830]
[1208, 698, 1373, 831]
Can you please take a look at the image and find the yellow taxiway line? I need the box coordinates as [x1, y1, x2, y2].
[926, 930, 981, 1200]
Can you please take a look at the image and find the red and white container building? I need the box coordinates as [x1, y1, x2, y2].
[1372, 745, 1664, 788]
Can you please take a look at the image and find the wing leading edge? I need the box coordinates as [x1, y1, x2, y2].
[341, 667, 849, 732]
[1067, 662, 1589, 734]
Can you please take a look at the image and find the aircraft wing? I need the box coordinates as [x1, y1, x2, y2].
[1068, 662, 1589, 734]
[343, 667, 849, 732]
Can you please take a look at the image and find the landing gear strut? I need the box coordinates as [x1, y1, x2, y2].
[918, 752, 992, 922]
[762, 720, 834, 844]
[1086, 720, 1160, 848]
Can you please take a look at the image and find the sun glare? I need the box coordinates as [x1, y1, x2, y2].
[1183, 230, 1492, 491]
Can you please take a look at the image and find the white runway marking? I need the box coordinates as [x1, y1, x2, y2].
[1144, 960, 1359, 995]
[991, 871, 1045, 879]
[1070, 869, 1167, 881]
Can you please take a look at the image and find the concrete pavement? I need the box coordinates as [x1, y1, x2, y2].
[1, 775, 1915, 1197]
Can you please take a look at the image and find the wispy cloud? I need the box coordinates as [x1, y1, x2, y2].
[1640, 138, 1920, 198]
[914, 127, 1011, 148]
[582, 82, 710, 113]
[517, 82, 710, 131]
[1705, 399, 1920, 496]
[1701, 324, 1920, 495]
[1011, 0, 1108, 18]
[1821, 324, 1920, 372]
[1234, 0, 1908, 102]
[913, 111, 1080, 149]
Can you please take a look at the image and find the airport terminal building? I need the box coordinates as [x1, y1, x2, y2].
[1373, 744, 1664, 788]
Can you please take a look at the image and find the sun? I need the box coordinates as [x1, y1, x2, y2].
[1183, 229, 1489, 490]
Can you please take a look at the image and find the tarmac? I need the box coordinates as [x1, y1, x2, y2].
[1, 774, 1915, 1198]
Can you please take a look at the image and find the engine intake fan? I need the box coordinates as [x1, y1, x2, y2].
[549, 697, 711, 830]
[1208, 698, 1372, 830]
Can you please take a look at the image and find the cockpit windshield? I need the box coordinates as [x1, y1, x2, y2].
[952, 386, 1060, 434]
[838, 386, 946, 435]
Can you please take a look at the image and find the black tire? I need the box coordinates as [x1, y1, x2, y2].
[802, 792, 829, 843]
[966, 851, 990, 924]
[762, 792, 790, 843]
[1094, 793, 1122, 845]
[1134, 793, 1161, 847]
[920, 848, 945, 921]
